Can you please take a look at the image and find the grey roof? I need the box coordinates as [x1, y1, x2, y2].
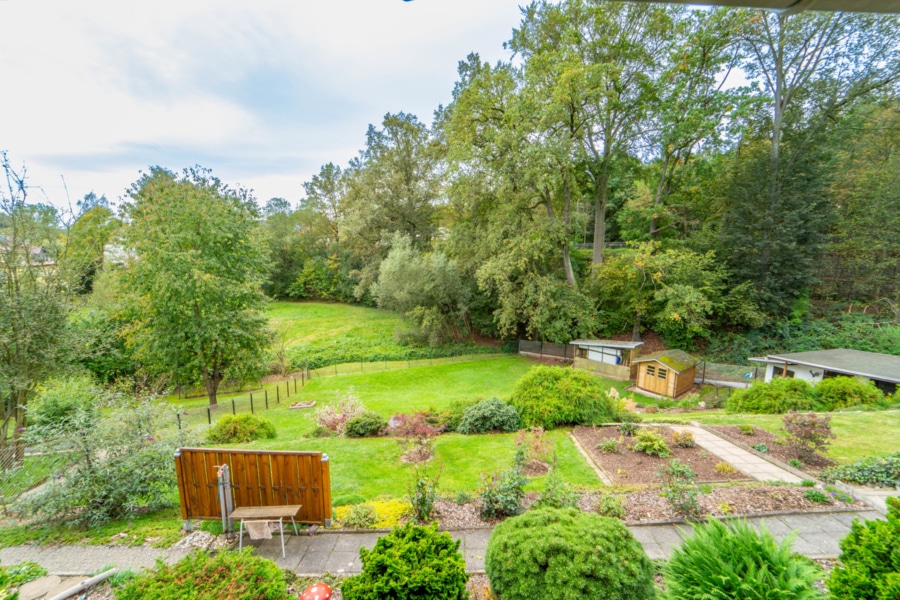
[569, 339, 644, 350]
[633, 349, 698, 372]
[751, 349, 900, 384]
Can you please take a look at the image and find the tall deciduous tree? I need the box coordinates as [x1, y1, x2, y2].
[121, 167, 269, 406]
[0, 153, 69, 467]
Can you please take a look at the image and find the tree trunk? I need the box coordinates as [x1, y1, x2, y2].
[201, 366, 220, 407]
[562, 182, 577, 288]
[631, 315, 642, 342]
[591, 155, 611, 269]
[650, 154, 671, 239]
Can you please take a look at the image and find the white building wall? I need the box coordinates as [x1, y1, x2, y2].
[588, 348, 621, 365]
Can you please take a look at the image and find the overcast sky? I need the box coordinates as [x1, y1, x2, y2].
[0, 0, 525, 210]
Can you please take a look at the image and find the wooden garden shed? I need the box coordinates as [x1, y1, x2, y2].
[633, 349, 697, 398]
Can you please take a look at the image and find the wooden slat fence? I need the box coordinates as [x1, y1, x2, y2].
[174, 447, 331, 527]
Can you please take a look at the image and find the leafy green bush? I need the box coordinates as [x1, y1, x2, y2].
[479, 453, 528, 520]
[456, 398, 520, 434]
[485, 507, 655, 600]
[814, 376, 886, 410]
[726, 378, 817, 414]
[21, 397, 191, 528]
[671, 430, 696, 448]
[345, 411, 388, 438]
[509, 366, 617, 429]
[407, 463, 440, 523]
[821, 452, 900, 488]
[29, 375, 100, 428]
[533, 463, 578, 510]
[341, 523, 467, 600]
[341, 503, 378, 529]
[782, 411, 835, 462]
[597, 438, 622, 454]
[801, 479, 817, 487]
[594, 492, 626, 519]
[789, 459, 804, 469]
[206, 413, 276, 444]
[633, 428, 672, 458]
[739, 424, 755, 435]
[618, 422, 639, 436]
[117, 549, 290, 600]
[658, 459, 699, 517]
[827, 496, 900, 600]
[752, 443, 769, 454]
[441, 399, 478, 432]
[804, 489, 831, 504]
[664, 518, 821, 600]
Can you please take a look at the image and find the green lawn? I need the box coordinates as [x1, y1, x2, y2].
[656, 410, 900, 463]
[170, 356, 605, 500]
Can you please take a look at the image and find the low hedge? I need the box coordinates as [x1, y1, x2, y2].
[485, 507, 655, 600]
[726, 378, 817, 414]
[116, 549, 290, 600]
[509, 366, 617, 429]
[828, 496, 900, 600]
[341, 523, 467, 600]
[456, 398, 520, 434]
[206, 414, 276, 444]
[345, 411, 388, 438]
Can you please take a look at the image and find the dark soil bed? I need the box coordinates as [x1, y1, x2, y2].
[573, 425, 750, 484]
[709, 425, 836, 472]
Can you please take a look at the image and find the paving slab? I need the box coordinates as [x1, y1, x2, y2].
[18, 575, 61, 600]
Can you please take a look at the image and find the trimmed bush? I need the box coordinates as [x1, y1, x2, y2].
[485, 507, 655, 600]
[633, 428, 672, 458]
[509, 366, 617, 429]
[345, 411, 388, 438]
[206, 413, 276, 444]
[815, 376, 885, 410]
[29, 375, 99, 428]
[456, 397, 520, 434]
[664, 518, 821, 600]
[827, 497, 900, 600]
[117, 549, 290, 600]
[341, 523, 467, 600]
[726, 378, 817, 414]
[821, 452, 900, 488]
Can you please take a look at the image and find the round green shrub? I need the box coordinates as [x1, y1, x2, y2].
[345, 411, 388, 437]
[117, 549, 290, 600]
[30, 375, 99, 428]
[485, 507, 655, 600]
[814, 376, 885, 411]
[827, 497, 900, 600]
[456, 397, 520, 434]
[664, 518, 821, 600]
[206, 413, 276, 444]
[509, 366, 617, 429]
[726, 378, 817, 414]
[341, 523, 467, 600]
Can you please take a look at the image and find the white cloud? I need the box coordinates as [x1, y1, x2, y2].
[0, 0, 524, 206]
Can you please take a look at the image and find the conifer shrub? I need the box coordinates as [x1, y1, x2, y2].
[116, 549, 290, 600]
[664, 518, 821, 600]
[341, 523, 467, 600]
[814, 376, 886, 410]
[485, 507, 655, 600]
[206, 413, 276, 444]
[509, 366, 617, 429]
[827, 497, 900, 600]
[456, 397, 520, 434]
[726, 378, 817, 414]
[345, 411, 388, 438]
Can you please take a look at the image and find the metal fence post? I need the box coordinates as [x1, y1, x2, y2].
[265, 390, 269, 410]
[250, 393, 254, 414]
[294, 378, 297, 393]
[232, 399, 236, 415]
[276, 386, 280, 403]
[207, 407, 211, 425]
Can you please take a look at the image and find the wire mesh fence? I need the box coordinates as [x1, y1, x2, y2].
[517, 340, 575, 360]
[696, 361, 761, 385]
[0, 448, 70, 510]
[173, 352, 516, 431]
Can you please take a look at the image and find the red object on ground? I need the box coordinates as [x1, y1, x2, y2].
[300, 582, 332, 600]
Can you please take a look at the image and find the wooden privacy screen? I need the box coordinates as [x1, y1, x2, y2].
[174, 448, 331, 525]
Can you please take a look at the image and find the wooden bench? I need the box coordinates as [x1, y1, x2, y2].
[230, 505, 301, 557]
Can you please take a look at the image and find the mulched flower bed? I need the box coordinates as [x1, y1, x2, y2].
[709, 425, 836, 472]
[572, 425, 750, 484]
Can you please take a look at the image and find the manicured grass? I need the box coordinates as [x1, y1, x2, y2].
[268, 301, 403, 349]
[196, 357, 604, 499]
[656, 410, 900, 463]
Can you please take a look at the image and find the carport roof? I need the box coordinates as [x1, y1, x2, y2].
[749, 349, 900, 383]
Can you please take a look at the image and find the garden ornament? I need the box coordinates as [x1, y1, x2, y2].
[300, 582, 332, 600]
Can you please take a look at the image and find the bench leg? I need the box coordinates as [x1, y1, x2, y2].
[238, 520, 244, 551]
[279, 518, 286, 558]
[291, 517, 299, 536]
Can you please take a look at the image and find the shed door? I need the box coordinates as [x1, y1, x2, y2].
[642, 364, 669, 395]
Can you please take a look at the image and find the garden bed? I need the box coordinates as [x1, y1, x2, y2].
[572, 426, 750, 484]
[708, 425, 836, 471]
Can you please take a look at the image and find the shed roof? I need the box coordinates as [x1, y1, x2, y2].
[748, 349, 900, 384]
[633, 349, 697, 372]
[569, 339, 644, 350]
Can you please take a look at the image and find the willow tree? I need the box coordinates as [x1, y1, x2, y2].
[121, 167, 269, 406]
